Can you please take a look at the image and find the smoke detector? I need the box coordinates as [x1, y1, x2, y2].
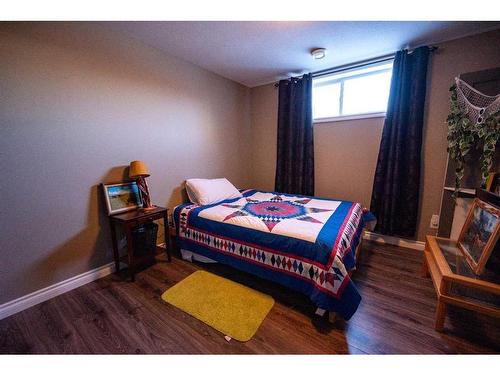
[311, 48, 327, 60]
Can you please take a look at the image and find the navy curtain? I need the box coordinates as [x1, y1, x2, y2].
[275, 74, 314, 196]
[370, 46, 430, 237]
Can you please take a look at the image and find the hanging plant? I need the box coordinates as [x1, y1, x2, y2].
[446, 82, 499, 199]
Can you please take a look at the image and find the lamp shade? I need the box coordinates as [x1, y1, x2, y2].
[129, 160, 150, 178]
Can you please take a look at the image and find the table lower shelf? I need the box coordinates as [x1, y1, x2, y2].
[423, 243, 500, 332]
[119, 253, 155, 265]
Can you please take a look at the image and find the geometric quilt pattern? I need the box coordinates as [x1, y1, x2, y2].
[177, 204, 362, 298]
[222, 195, 333, 232]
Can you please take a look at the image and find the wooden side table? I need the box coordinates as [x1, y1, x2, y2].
[109, 206, 171, 281]
[422, 235, 500, 331]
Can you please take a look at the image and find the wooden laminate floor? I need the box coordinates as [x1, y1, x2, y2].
[1, 242, 499, 354]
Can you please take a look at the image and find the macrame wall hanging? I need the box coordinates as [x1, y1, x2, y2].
[447, 77, 500, 198]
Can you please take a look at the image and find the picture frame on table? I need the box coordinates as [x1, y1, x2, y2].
[485, 172, 498, 192]
[457, 198, 500, 275]
[102, 181, 143, 215]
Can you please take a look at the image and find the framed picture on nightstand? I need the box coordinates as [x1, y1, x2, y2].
[102, 181, 143, 215]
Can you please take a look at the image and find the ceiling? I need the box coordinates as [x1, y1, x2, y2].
[101, 21, 500, 87]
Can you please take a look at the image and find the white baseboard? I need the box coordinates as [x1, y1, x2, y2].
[363, 231, 425, 251]
[0, 262, 115, 321]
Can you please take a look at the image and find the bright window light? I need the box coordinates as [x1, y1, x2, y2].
[312, 61, 393, 121]
[312, 82, 341, 120]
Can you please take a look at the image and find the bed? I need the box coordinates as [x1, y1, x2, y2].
[173, 189, 376, 320]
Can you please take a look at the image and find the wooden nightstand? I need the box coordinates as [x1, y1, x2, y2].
[109, 206, 171, 281]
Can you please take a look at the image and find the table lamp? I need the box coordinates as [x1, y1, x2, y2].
[129, 160, 154, 211]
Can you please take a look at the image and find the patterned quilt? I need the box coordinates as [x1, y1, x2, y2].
[173, 189, 375, 320]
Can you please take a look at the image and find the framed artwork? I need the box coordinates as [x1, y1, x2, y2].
[102, 182, 143, 215]
[457, 198, 500, 275]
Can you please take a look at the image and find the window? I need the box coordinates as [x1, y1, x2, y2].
[312, 61, 393, 122]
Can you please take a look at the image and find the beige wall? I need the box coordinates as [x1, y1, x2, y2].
[249, 84, 279, 192]
[314, 118, 384, 207]
[0, 23, 250, 304]
[249, 29, 500, 241]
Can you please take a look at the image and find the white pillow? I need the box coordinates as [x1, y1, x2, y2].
[185, 178, 242, 206]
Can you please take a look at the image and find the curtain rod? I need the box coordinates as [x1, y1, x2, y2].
[274, 46, 438, 87]
[311, 53, 395, 79]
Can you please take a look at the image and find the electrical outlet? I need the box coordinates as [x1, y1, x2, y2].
[430, 214, 440, 229]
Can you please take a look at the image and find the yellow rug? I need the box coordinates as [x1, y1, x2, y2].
[161, 270, 274, 342]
